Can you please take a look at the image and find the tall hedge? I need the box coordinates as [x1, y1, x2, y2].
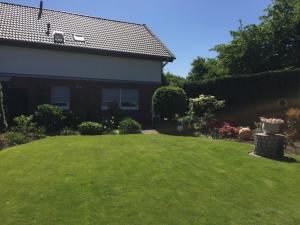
[183, 69, 300, 108]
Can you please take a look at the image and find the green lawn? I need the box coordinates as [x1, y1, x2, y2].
[0, 135, 299, 225]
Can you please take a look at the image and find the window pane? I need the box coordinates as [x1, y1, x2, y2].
[51, 86, 70, 110]
[121, 89, 139, 109]
[102, 89, 120, 109]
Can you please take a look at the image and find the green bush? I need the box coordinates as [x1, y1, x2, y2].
[5, 132, 29, 145]
[119, 118, 142, 134]
[152, 86, 188, 120]
[62, 111, 80, 130]
[60, 127, 78, 136]
[189, 95, 225, 118]
[11, 115, 46, 139]
[78, 122, 103, 135]
[183, 69, 300, 108]
[34, 104, 65, 134]
[11, 115, 33, 133]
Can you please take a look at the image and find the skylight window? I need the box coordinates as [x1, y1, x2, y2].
[53, 31, 64, 44]
[73, 34, 85, 42]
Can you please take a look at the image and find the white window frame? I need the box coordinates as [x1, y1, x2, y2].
[51, 86, 70, 110]
[102, 88, 139, 111]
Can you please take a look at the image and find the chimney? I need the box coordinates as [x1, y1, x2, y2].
[46, 23, 50, 36]
[38, 0, 43, 19]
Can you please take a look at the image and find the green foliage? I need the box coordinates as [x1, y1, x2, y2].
[188, 95, 225, 133]
[213, 0, 300, 74]
[11, 115, 33, 133]
[60, 127, 78, 136]
[78, 122, 103, 135]
[189, 95, 225, 118]
[105, 102, 123, 125]
[5, 131, 29, 145]
[118, 117, 142, 134]
[187, 57, 209, 81]
[34, 104, 65, 134]
[183, 69, 300, 108]
[0, 83, 7, 132]
[102, 117, 118, 133]
[62, 111, 80, 130]
[176, 95, 225, 135]
[187, 58, 228, 81]
[163, 72, 186, 88]
[152, 86, 188, 120]
[11, 115, 46, 140]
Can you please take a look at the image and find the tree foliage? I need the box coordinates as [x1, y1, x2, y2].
[189, 0, 300, 78]
[187, 57, 228, 81]
[213, 0, 300, 75]
[162, 72, 186, 88]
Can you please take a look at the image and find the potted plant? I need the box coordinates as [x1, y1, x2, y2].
[260, 117, 284, 135]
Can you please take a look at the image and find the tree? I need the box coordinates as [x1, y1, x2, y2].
[187, 57, 227, 81]
[213, 0, 300, 74]
[187, 57, 209, 81]
[0, 82, 8, 132]
[163, 72, 186, 88]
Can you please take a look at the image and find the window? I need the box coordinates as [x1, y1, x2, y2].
[102, 89, 139, 110]
[51, 86, 70, 110]
[73, 34, 85, 42]
[121, 89, 139, 110]
[102, 89, 120, 109]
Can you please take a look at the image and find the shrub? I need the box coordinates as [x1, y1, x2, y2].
[106, 102, 123, 125]
[62, 111, 80, 129]
[102, 117, 118, 133]
[152, 86, 188, 120]
[34, 104, 65, 134]
[189, 95, 225, 118]
[218, 123, 239, 139]
[286, 108, 300, 139]
[176, 114, 194, 130]
[5, 132, 29, 145]
[119, 118, 142, 134]
[11, 115, 46, 140]
[78, 122, 103, 135]
[11, 115, 33, 133]
[60, 127, 78, 136]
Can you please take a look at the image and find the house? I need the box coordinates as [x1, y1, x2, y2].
[0, 1, 175, 123]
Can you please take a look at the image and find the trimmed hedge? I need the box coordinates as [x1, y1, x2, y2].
[119, 117, 142, 134]
[183, 69, 300, 108]
[78, 122, 103, 135]
[152, 86, 188, 120]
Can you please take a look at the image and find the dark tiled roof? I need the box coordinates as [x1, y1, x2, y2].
[0, 2, 175, 61]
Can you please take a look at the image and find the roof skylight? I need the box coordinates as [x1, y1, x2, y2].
[73, 34, 85, 42]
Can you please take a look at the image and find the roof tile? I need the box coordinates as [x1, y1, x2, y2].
[0, 2, 175, 61]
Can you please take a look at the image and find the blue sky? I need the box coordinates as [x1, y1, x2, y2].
[3, 0, 272, 77]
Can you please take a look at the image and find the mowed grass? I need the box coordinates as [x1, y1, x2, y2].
[0, 135, 299, 225]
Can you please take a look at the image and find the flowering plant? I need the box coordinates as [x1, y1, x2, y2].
[218, 123, 239, 139]
[260, 117, 284, 125]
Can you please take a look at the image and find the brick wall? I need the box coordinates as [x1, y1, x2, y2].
[5, 76, 160, 124]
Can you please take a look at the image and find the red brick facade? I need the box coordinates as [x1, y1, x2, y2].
[4, 76, 160, 124]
